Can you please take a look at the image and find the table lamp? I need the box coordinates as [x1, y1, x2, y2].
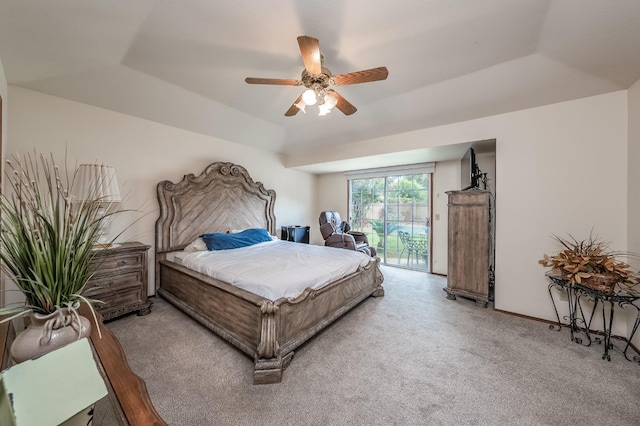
[73, 163, 122, 246]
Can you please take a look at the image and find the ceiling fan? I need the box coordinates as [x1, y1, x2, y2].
[245, 36, 389, 117]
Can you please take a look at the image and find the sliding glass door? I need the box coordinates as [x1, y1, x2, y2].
[349, 173, 431, 272]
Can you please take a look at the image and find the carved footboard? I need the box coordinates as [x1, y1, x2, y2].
[254, 258, 384, 384]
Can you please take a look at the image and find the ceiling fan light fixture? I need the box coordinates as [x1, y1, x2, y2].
[245, 36, 388, 117]
[318, 103, 332, 116]
[294, 100, 307, 113]
[301, 89, 317, 105]
[323, 93, 338, 109]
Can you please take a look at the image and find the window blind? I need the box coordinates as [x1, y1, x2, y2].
[344, 162, 435, 180]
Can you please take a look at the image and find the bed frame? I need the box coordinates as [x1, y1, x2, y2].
[155, 162, 384, 384]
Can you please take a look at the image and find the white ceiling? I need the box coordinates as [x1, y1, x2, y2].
[1, 0, 640, 160]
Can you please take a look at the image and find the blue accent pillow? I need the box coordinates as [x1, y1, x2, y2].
[200, 228, 272, 251]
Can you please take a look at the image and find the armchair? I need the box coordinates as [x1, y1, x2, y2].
[318, 211, 377, 257]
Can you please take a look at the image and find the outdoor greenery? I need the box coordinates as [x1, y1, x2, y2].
[350, 178, 384, 224]
[350, 174, 429, 260]
[349, 175, 429, 224]
[0, 152, 124, 322]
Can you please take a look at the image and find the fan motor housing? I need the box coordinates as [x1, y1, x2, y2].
[301, 67, 333, 90]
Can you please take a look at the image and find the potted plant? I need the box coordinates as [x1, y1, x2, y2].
[538, 232, 638, 293]
[0, 152, 124, 363]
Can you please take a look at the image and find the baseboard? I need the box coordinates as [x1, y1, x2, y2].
[494, 308, 640, 356]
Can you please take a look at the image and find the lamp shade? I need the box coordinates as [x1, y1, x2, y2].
[73, 164, 121, 203]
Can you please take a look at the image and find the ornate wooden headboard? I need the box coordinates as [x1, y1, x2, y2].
[155, 162, 276, 254]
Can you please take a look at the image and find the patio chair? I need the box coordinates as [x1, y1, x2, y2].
[398, 231, 428, 265]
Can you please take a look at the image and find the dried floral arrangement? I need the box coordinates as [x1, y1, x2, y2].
[539, 232, 638, 290]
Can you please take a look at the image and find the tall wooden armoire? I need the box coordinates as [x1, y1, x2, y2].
[444, 189, 491, 307]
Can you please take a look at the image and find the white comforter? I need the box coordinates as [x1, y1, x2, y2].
[179, 240, 371, 301]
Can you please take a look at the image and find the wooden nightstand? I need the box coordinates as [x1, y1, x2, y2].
[84, 242, 153, 321]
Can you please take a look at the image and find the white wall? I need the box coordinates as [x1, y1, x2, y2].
[316, 91, 629, 333]
[476, 152, 496, 195]
[628, 79, 640, 264]
[627, 78, 640, 346]
[432, 161, 458, 275]
[5, 86, 317, 295]
[0, 56, 7, 308]
[0, 57, 6, 148]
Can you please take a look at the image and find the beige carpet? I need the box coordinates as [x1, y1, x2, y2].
[102, 266, 640, 425]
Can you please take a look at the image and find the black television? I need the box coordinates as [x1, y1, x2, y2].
[461, 147, 478, 190]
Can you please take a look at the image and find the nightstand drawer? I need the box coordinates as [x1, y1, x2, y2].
[92, 287, 146, 318]
[84, 270, 144, 295]
[91, 252, 145, 274]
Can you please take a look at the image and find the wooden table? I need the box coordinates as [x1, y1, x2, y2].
[0, 305, 166, 425]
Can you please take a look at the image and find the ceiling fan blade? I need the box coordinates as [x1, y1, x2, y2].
[297, 36, 321, 75]
[332, 66, 389, 86]
[245, 77, 301, 86]
[285, 94, 303, 116]
[329, 90, 357, 115]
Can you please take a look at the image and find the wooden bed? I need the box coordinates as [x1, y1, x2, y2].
[155, 162, 384, 384]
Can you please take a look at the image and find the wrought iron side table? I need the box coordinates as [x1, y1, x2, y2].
[546, 273, 640, 363]
[547, 274, 591, 345]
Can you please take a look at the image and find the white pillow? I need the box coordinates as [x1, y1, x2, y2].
[184, 237, 207, 252]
